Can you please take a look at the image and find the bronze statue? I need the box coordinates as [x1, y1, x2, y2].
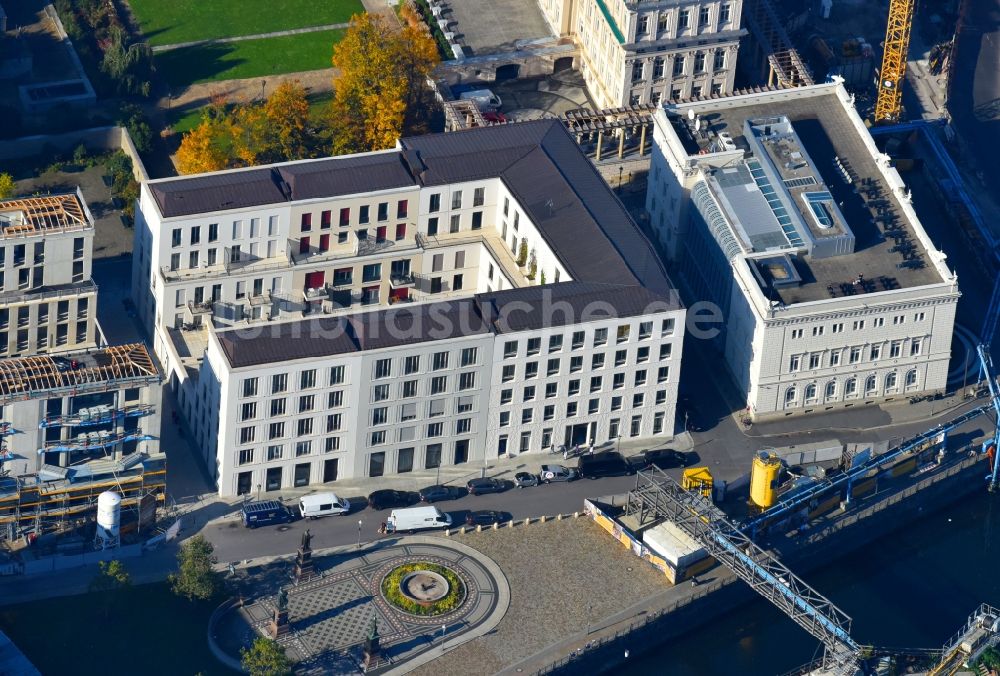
[301, 529, 313, 551]
[277, 586, 288, 612]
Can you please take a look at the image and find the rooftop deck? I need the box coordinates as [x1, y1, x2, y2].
[670, 92, 947, 305]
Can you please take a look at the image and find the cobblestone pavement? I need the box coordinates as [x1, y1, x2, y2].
[409, 519, 668, 676]
[216, 538, 508, 674]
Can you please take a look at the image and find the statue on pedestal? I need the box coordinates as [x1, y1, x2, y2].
[294, 529, 316, 583]
[269, 586, 290, 639]
[363, 612, 381, 669]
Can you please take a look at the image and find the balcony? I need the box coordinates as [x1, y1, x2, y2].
[0, 278, 98, 305]
[186, 299, 214, 318]
[289, 239, 358, 266]
[357, 237, 394, 257]
[389, 272, 416, 288]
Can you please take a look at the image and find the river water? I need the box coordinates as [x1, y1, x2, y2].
[622, 489, 1000, 675]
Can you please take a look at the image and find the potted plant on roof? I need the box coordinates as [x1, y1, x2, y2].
[527, 252, 537, 280]
[516, 238, 528, 267]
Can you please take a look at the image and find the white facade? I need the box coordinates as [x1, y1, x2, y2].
[538, 0, 744, 108]
[646, 82, 960, 419]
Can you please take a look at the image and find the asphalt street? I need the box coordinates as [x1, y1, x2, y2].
[202, 473, 640, 563]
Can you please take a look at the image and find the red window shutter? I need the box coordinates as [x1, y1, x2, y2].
[376, 226, 387, 242]
[319, 234, 330, 251]
[395, 223, 406, 240]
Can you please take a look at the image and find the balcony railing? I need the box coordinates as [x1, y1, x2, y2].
[389, 272, 416, 288]
[186, 300, 214, 315]
[289, 239, 359, 265]
[0, 278, 98, 305]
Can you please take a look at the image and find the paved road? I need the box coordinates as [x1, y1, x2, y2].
[203, 473, 640, 563]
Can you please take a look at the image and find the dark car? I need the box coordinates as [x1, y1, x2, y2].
[514, 471, 539, 488]
[577, 451, 634, 479]
[637, 449, 691, 470]
[466, 477, 512, 495]
[241, 500, 294, 529]
[367, 489, 419, 510]
[418, 485, 463, 503]
[466, 510, 512, 527]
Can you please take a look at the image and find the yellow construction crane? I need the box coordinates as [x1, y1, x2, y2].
[874, 0, 917, 123]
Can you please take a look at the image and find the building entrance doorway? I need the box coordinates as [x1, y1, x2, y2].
[564, 423, 590, 448]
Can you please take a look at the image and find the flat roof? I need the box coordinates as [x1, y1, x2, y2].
[0, 192, 91, 238]
[0, 343, 160, 402]
[216, 282, 680, 368]
[148, 120, 676, 298]
[670, 90, 946, 304]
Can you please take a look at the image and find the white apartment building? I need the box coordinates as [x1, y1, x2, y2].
[646, 81, 960, 419]
[537, 0, 745, 108]
[133, 120, 685, 496]
[0, 191, 98, 358]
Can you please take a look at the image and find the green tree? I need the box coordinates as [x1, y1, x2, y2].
[168, 534, 220, 601]
[240, 637, 292, 676]
[0, 173, 15, 200]
[101, 26, 153, 97]
[118, 103, 153, 154]
[89, 559, 132, 619]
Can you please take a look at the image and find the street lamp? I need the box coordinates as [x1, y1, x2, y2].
[618, 166, 624, 192]
[440, 624, 446, 641]
[357, 520, 363, 549]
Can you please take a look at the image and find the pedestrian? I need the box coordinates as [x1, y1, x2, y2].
[563, 447, 568, 460]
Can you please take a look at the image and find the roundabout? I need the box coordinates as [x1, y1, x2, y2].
[211, 538, 508, 673]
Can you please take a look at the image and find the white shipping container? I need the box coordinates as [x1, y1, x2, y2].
[642, 520, 707, 569]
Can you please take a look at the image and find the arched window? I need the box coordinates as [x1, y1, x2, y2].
[905, 369, 918, 388]
[784, 386, 797, 406]
[885, 372, 898, 391]
[865, 374, 877, 395]
[845, 377, 857, 396]
[805, 383, 817, 402]
[825, 380, 837, 399]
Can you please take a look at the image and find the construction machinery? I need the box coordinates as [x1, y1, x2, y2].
[874, 0, 917, 122]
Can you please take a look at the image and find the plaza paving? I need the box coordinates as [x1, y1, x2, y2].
[215, 538, 509, 674]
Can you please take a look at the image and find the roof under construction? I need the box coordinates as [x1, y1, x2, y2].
[0, 191, 91, 238]
[0, 343, 160, 402]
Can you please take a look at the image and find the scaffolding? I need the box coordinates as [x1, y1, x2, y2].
[0, 343, 159, 403]
[563, 104, 658, 161]
[39, 403, 155, 429]
[743, 0, 815, 89]
[0, 192, 89, 237]
[0, 453, 165, 541]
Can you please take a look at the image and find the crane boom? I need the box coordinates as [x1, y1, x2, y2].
[875, 0, 916, 122]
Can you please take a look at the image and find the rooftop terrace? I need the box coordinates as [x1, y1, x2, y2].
[0, 192, 91, 239]
[0, 343, 159, 402]
[669, 90, 947, 305]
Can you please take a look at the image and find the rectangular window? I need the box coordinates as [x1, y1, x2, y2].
[594, 328, 608, 346]
[295, 441, 312, 457]
[373, 385, 390, 402]
[471, 212, 483, 230]
[372, 407, 388, 426]
[402, 380, 418, 398]
[504, 341, 518, 358]
[271, 398, 286, 417]
[241, 402, 257, 421]
[527, 337, 541, 356]
[522, 409, 533, 424]
[431, 376, 447, 394]
[570, 356, 583, 373]
[910, 340, 922, 356]
[450, 214, 460, 233]
[460, 347, 477, 366]
[590, 376, 602, 392]
[239, 426, 256, 444]
[890, 341, 903, 358]
[572, 331, 585, 349]
[523, 385, 536, 402]
[329, 365, 345, 385]
[433, 351, 449, 370]
[242, 378, 258, 397]
[297, 418, 313, 436]
[375, 359, 392, 379]
[301, 213, 313, 231]
[371, 431, 387, 446]
[397, 200, 408, 218]
[502, 365, 515, 382]
[592, 353, 606, 369]
[809, 354, 821, 369]
[429, 194, 441, 212]
[501, 389, 513, 405]
[405, 355, 420, 374]
[377, 202, 388, 221]
[238, 449, 254, 465]
[870, 345, 882, 361]
[369, 452, 386, 477]
[326, 414, 342, 432]
[300, 369, 317, 389]
[525, 362, 538, 379]
[425, 444, 442, 469]
[459, 372, 476, 390]
[547, 358, 560, 376]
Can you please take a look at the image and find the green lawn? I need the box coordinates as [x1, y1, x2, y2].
[155, 29, 344, 88]
[0, 582, 233, 676]
[129, 0, 364, 46]
[168, 90, 334, 135]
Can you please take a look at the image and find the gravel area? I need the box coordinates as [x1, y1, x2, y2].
[413, 519, 667, 675]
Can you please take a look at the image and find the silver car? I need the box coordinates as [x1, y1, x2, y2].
[538, 464, 579, 483]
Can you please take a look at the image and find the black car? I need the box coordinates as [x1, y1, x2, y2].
[466, 510, 512, 527]
[367, 489, 419, 510]
[466, 477, 512, 495]
[577, 451, 634, 479]
[638, 449, 691, 470]
[418, 485, 463, 503]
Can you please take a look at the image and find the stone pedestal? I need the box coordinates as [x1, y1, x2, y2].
[269, 609, 290, 639]
[294, 546, 315, 583]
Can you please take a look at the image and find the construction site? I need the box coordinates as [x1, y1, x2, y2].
[0, 343, 164, 562]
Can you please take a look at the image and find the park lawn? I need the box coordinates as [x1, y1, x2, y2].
[0, 582, 233, 676]
[155, 29, 344, 88]
[167, 91, 335, 136]
[129, 0, 364, 46]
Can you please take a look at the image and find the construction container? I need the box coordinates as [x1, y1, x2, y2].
[643, 520, 710, 584]
[750, 452, 783, 509]
[682, 467, 714, 500]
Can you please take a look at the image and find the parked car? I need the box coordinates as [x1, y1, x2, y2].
[368, 489, 419, 510]
[577, 451, 633, 479]
[538, 464, 579, 483]
[636, 449, 691, 470]
[241, 500, 294, 528]
[466, 510, 512, 527]
[514, 471, 540, 488]
[386, 506, 452, 533]
[459, 88, 502, 111]
[418, 485, 464, 503]
[466, 477, 512, 495]
[298, 492, 351, 519]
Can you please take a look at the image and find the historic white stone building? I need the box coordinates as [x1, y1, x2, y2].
[133, 121, 686, 496]
[537, 0, 745, 108]
[646, 81, 960, 419]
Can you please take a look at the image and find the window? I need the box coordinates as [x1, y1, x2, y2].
[502, 365, 516, 382]
[450, 214, 460, 233]
[659, 344, 672, 360]
[242, 378, 258, 397]
[812, 326, 825, 337]
[296, 441, 312, 457]
[472, 187, 485, 207]
[547, 358, 560, 376]
[632, 61, 644, 83]
[850, 347, 862, 364]
[326, 414, 342, 432]
[267, 445, 283, 461]
[570, 356, 583, 373]
[376, 202, 388, 222]
[433, 351, 449, 370]
[500, 411, 510, 427]
[893, 315, 905, 325]
[427, 422, 444, 438]
[566, 402, 578, 417]
[699, 6, 710, 24]
[429, 193, 441, 212]
[809, 353, 821, 369]
[885, 372, 898, 391]
[457, 396, 474, 413]
[910, 340, 922, 357]
[395, 223, 406, 240]
[208, 222, 219, 242]
[329, 366, 345, 385]
[673, 55, 685, 75]
[845, 377, 858, 396]
[805, 383, 817, 402]
[870, 344, 882, 361]
[905, 369, 918, 389]
[525, 362, 538, 379]
[241, 402, 257, 421]
[713, 50, 725, 71]
[830, 350, 841, 367]
[616, 325, 630, 344]
[637, 347, 650, 363]
[501, 389, 513, 405]
[238, 449, 254, 466]
[523, 385, 536, 402]
[453, 273, 463, 291]
[719, 2, 731, 23]
[572, 331, 585, 349]
[785, 387, 797, 405]
[297, 417, 313, 436]
[694, 53, 706, 73]
[637, 14, 649, 33]
[630, 415, 642, 437]
[325, 437, 340, 453]
[592, 354, 605, 369]
[427, 217, 438, 236]
[590, 376, 603, 392]
[527, 337, 541, 356]
[362, 263, 381, 283]
[460, 347, 477, 366]
[504, 341, 518, 358]
[298, 394, 315, 412]
[853, 320, 866, 330]
[402, 380, 418, 398]
[431, 376, 448, 394]
[789, 355, 801, 372]
[425, 444, 443, 469]
[549, 335, 563, 352]
[375, 359, 392, 379]
[594, 328, 608, 346]
[890, 341, 902, 358]
[825, 381, 837, 399]
[271, 398, 287, 417]
[459, 372, 476, 390]
[522, 408, 533, 424]
[914, 312, 926, 322]
[369, 452, 386, 477]
[634, 370, 647, 387]
[171, 228, 182, 247]
[613, 373, 625, 389]
[300, 369, 317, 389]
[657, 366, 670, 383]
[271, 373, 287, 393]
[371, 431, 387, 446]
[791, 328, 803, 339]
[615, 350, 627, 367]
[865, 375, 877, 395]
[653, 57, 664, 78]
[451, 190, 463, 209]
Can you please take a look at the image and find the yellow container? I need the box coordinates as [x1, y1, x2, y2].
[750, 453, 783, 509]
[682, 466, 714, 499]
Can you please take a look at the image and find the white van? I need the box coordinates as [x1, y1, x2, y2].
[386, 506, 452, 533]
[458, 89, 502, 111]
[299, 492, 351, 519]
